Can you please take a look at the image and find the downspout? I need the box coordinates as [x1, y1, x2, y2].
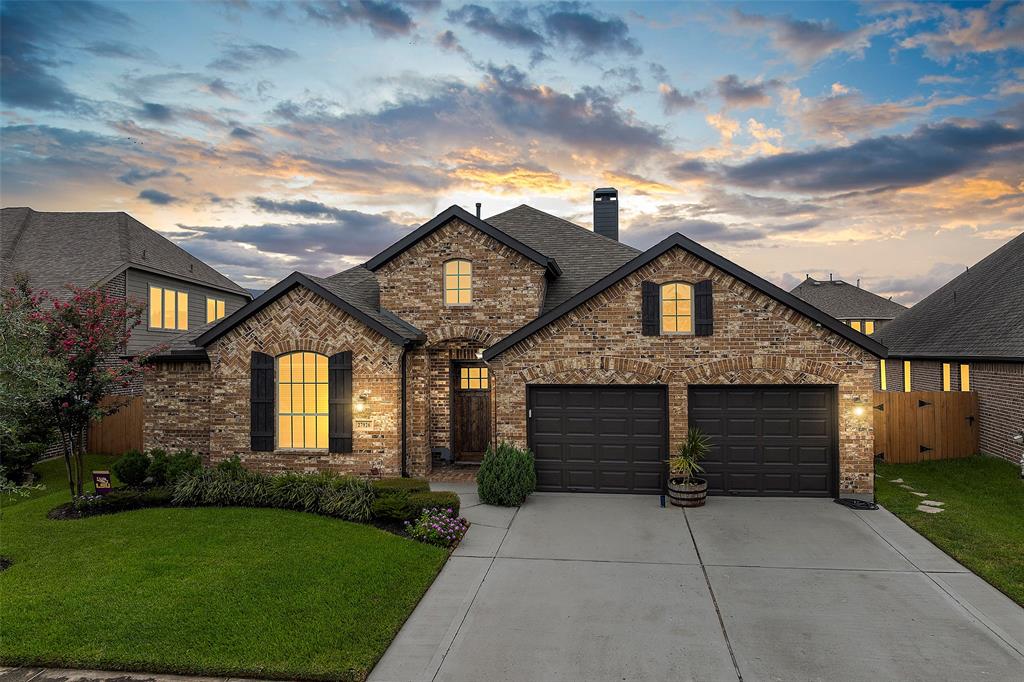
[400, 344, 409, 478]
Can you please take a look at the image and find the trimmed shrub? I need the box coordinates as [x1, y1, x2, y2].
[371, 477, 430, 496]
[147, 449, 170, 486]
[55, 486, 173, 518]
[167, 449, 202, 481]
[372, 491, 413, 522]
[408, 491, 460, 518]
[477, 441, 537, 506]
[112, 450, 150, 487]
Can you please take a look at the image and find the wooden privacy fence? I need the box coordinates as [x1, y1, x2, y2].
[873, 391, 979, 463]
[87, 396, 144, 454]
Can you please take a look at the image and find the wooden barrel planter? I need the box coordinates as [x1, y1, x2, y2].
[668, 477, 708, 508]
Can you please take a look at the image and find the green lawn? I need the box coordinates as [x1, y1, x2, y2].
[875, 456, 1024, 606]
[0, 456, 448, 681]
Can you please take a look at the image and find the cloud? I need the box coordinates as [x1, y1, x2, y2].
[251, 196, 351, 220]
[668, 158, 710, 181]
[867, 262, 968, 305]
[788, 85, 972, 138]
[230, 126, 259, 139]
[138, 189, 180, 205]
[176, 209, 413, 269]
[302, 0, 417, 38]
[622, 209, 766, 250]
[898, 1, 1024, 63]
[208, 42, 299, 71]
[658, 83, 701, 115]
[0, 0, 129, 112]
[118, 168, 174, 186]
[435, 29, 468, 55]
[540, 2, 641, 58]
[203, 78, 237, 98]
[732, 9, 876, 66]
[447, 4, 547, 54]
[720, 120, 1024, 193]
[715, 74, 781, 108]
[137, 102, 175, 122]
[918, 74, 968, 85]
[80, 39, 157, 60]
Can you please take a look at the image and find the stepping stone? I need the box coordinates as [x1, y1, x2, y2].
[890, 478, 904, 483]
[916, 504, 943, 514]
[899, 484, 915, 490]
[921, 500, 944, 507]
[911, 492, 928, 497]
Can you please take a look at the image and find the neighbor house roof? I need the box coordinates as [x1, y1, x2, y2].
[487, 204, 641, 313]
[0, 207, 250, 298]
[485, 232, 888, 360]
[364, 205, 561, 278]
[874, 232, 1024, 361]
[790, 277, 907, 321]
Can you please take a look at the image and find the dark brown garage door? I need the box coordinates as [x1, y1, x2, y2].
[688, 386, 838, 497]
[528, 385, 668, 493]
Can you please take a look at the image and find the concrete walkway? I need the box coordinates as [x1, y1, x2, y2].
[371, 487, 1024, 682]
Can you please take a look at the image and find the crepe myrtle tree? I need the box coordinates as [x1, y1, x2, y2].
[13, 282, 153, 497]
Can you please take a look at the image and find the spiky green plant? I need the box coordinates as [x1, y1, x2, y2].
[668, 428, 710, 482]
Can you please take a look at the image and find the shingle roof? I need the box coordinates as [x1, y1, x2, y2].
[486, 204, 641, 312]
[312, 266, 424, 341]
[790, 277, 907, 321]
[874, 232, 1024, 360]
[0, 207, 249, 298]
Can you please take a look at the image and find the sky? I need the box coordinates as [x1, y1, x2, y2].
[1, 0, 1022, 303]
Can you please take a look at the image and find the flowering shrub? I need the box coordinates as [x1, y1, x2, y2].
[405, 507, 469, 548]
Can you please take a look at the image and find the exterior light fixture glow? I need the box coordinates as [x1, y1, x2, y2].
[853, 406, 865, 417]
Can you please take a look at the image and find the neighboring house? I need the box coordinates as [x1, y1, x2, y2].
[874, 232, 1024, 465]
[790, 276, 907, 335]
[0, 207, 252, 385]
[145, 189, 886, 498]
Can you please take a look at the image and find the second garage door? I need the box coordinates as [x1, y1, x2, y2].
[528, 385, 667, 493]
[688, 385, 838, 497]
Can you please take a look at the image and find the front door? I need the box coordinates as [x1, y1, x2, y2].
[452, 363, 491, 462]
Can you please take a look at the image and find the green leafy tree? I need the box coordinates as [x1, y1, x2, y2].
[7, 282, 152, 497]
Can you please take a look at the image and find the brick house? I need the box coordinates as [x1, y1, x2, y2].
[145, 190, 886, 498]
[874, 232, 1024, 465]
[790, 276, 907, 335]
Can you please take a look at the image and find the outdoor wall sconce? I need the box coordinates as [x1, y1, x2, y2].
[355, 391, 370, 413]
[852, 395, 865, 417]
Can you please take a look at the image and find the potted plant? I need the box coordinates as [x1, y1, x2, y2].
[667, 427, 710, 508]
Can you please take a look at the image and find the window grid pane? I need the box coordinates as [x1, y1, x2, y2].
[960, 364, 970, 391]
[444, 260, 472, 305]
[163, 289, 175, 328]
[660, 282, 693, 334]
[150, 287, 162, 328]
[177, 291, 188, 330]
[277, 351, 329, 449]
[459, 367, 489, 390]
[942, 363, 951, 391]
[865, 320, 875, 335]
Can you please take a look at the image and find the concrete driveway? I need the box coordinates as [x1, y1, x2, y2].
[370, 488, 1024, 682]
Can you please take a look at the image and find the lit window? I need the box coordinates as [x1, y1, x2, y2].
[277, 352, 328, 449]
[903, 360, 912, 392]
[960, 364, 970, 391]
[851, 320, 862, 332]
[444, 259, 472, 305]
[149, 285, 188, 331]
[206, 297, 226, 323]
[660, 282, 693, 334]
[865, 320, 875, 335]
[880, 359, 887, 391]
[460, 366, 489, 390]
[942, 363, 951, 391]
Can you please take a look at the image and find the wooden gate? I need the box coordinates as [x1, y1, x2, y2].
[873, 391, 978, 463]
[87, 396, 144, 454]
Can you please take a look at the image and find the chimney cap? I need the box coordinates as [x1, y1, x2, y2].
[594, 187, 618, 198]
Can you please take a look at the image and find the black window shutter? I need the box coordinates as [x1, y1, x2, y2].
[250, 351, 274, 451]
[695, 279, 714, 337]
[328, 351, 353, 453]
[641, 281, 660, 336]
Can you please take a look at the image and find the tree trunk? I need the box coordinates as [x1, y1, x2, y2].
[57, 421, 76, 499]
[73, 427, 86, 497]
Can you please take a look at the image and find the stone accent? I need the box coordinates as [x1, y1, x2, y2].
[487, 245, 879, 495]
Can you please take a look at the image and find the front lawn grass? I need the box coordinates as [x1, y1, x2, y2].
[0, 456, 448, 681]
[875, 456, 1023, 606]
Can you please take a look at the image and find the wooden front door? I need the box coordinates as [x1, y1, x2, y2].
[453, 364, 491, 462]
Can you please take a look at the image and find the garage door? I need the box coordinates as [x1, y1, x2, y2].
[688, 386, 837, 497]
[528, 385, 667, 493]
